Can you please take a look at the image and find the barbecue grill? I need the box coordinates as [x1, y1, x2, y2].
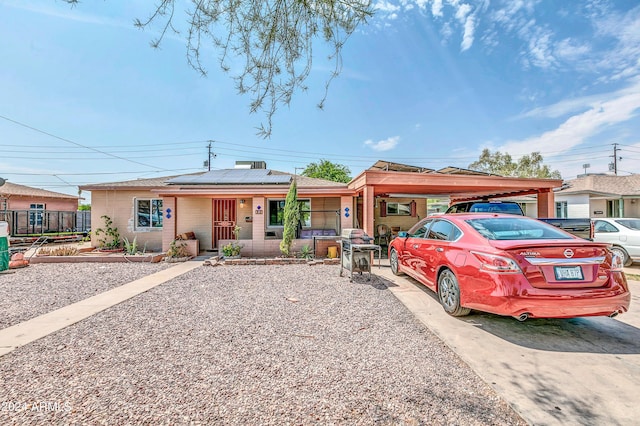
[339, 228, 381, 282]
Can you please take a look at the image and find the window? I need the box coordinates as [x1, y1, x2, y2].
[615, 219, 640, 230]
[555, 201, 568, 218]
[427, 220, 459, 241]
[386, 202, 411, 216]
[268, 199, 311, 227]
[409, 219, 432, 238]
[594, 220, 618, 233]
[466, 217, 572, 240]
[136, 199, 163, 228]
[29, 203, 45, 226]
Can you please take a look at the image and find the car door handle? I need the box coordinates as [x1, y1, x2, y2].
[436, 247, 444, 252]
[413, 244, 419, 249]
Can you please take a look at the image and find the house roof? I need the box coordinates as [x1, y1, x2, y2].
[79, 174, 202, 190]
[79, 170, 346, 191]
[0, 181, 79, 200]
[167, 169, 292, 185]
[556, 174, 640, 197]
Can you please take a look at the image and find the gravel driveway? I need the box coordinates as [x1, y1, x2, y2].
[0, 263, 172, 330]
[0, 263, 525, 425]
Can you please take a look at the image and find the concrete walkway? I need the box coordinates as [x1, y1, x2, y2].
[0, 260, 202, 357]
[374, 263, 640, 426]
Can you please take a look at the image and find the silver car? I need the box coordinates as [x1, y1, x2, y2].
[593, 218, 640, 266]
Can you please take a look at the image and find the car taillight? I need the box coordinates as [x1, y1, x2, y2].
[471, 251, 522, 273]
[611, 252, 624, 272]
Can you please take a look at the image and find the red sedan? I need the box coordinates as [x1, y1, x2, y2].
[389, 213, 630, 320]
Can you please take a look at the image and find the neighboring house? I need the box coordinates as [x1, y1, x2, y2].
[553, 174, 640, 218]
[0, 181, 80, 235]
[80, 161, 562, 257]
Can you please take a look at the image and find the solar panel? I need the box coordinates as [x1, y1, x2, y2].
[166, 169, 292, 185]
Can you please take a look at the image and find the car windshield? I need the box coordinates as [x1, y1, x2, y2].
[615, 219, 640, 230]
[466, 217, 573, 240]
[467, 203, 523, 214]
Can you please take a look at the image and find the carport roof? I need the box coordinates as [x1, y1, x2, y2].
[349, 169, 562, 200]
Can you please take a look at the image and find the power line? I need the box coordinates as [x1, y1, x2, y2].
[0, 114, 167, 170]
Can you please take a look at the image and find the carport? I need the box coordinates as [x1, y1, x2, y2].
[348, 163, 563, 238]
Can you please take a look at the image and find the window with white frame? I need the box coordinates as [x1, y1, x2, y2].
[135, 199, 163, 228]
[386, 202, 411, 216]
[555, 201, 568, 218]
[29, 203, 45, 226]
[268, 199, 311, 227]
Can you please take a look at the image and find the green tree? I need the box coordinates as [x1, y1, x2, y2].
[78, 204, 91, 211]
[65, 0, 374, 138]
[301, 160, 352, 183]
[469, 149, 561, 179]
[279, 179, 299, 256]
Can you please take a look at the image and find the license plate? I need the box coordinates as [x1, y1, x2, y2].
[554, 265, 583, 281]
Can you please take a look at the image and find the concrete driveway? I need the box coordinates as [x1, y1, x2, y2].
[374, 263, 640, 426]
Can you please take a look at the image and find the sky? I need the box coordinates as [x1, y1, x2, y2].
[2, 0, 640, 202]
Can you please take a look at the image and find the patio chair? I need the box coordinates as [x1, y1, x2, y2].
[375, 224, 391, 246]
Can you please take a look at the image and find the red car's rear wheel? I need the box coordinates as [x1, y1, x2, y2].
[438, 269, 471, 317]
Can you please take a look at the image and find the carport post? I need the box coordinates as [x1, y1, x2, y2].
[537, 189, 555, 218]
[363, 186, 375, 237]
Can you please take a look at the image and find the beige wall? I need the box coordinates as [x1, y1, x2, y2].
[176, 197, 212, 250]
[91, 190, 164, 252]
[624, 200, 640, 217]
[236, 199, 253, 239]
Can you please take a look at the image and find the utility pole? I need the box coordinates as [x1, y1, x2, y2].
[205, 140, 216, 171]
[610, 143, 621, 175]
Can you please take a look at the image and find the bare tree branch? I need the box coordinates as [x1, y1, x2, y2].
[62, 0, 373, 138]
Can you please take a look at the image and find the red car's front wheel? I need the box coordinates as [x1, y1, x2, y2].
[390, 248, 402, 276]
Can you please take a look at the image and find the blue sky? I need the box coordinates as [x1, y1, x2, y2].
[2, 0, 640, 201]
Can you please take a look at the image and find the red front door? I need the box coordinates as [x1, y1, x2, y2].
[213, 199, 237, 249]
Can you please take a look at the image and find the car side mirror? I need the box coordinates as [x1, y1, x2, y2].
[397, 231, 408, 238]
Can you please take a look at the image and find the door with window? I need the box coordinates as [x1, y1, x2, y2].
[213, 199, 237, 249]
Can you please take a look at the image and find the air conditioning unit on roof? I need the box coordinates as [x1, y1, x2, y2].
[235, 161, 267, 169]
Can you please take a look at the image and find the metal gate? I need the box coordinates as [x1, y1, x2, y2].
[213, 199, 237, 249]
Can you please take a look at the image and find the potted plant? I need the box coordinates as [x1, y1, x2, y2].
[165, 239, 192, 262]
[222, 225, 243, 259]
[222, 241, 243, 259]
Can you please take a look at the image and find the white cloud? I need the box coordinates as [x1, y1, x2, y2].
[364, 136, 400, 151]
[375, 0, 402, 14]
[555, 38, 591, 62]
[525, 28, 556, 69]
[460, 13, 476, 51]
[431, 0, 444, 17]
[499, 79, 640, 156]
